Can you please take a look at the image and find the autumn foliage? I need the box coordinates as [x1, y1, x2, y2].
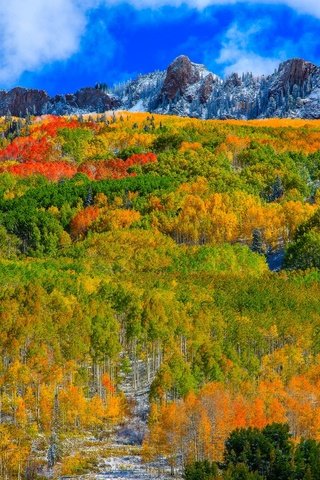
[0, 112, 319, 477]
[0, 136, 54, 162]
[0, 161, 77, 181]
[79, 153, 157, 180]
[144, 369, 320, 466]
[70, 206, 100, 238]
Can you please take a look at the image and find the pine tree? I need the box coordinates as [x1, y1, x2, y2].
[84, 186, 93, 207]
[5, 110, 12, 124]
[47, 390, 61, 470]
[252, 229, 264, 254]
[270, 177, 284, 202]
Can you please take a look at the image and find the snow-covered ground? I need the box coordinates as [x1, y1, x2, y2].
[63, 360, 177, 480]
[93, 455, 173, 480]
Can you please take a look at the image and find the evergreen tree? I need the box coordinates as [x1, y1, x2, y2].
[184, 460, 218, 480]
[295, 439, 320, 479]
[5, 110, 12, 123]
[224, 424, 294, 480]
[252, 229, 264, 254]
[224, 464, 263, 480]
[47, 390, 61, 469]
[262, 423, 293, 480]
[85, 186, 93, 207]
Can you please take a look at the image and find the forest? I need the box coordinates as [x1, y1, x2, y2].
[0, 112, 319, 478]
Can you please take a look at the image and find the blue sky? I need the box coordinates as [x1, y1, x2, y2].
[0, 0, 320, 94]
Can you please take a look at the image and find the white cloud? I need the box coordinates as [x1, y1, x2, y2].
[0, 0, 318, 86]
[105, 0, 320, 18]
[215, 23, 281, 76]
[223, 54, 279, 77]
[0, 0, 93, 85]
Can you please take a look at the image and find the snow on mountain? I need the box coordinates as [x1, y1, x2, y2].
[113, 70, 166, 112]
[0, 55, 319, 119]
[113, 55, 320, 119]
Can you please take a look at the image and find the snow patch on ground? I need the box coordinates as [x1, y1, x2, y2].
[64, 359, 177, 480]
[129, 99, 147, 113]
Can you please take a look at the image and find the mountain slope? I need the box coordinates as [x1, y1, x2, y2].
[0, 56, 319, 119]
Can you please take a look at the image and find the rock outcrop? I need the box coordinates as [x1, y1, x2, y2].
[160, 55, 204, 101]
[48, 88, 120, 115]
[0, 86, 119, 117]
[269, 58, 318, 96]
[0, 87, 49, 116]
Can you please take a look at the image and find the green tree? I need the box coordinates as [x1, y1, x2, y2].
[184, 460, 218, 480]
[59, 127, 94, 163]
[285, 231, 320, 270]
[224, 424, 294, 480]
[294, 439, 320, 480]
[224, 464, 263, 480]
[251, 229, 264, 254]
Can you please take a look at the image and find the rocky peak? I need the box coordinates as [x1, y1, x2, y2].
[0, 85, 120, 117]
[225, 73, 242, 88]
[49, 87, 120, 115]
[74, 87, 120, 112]
[270, 58, 318, 96]
[279, 58, 317, 83]
[199, 73, 218, 104]
[160, 55, 204, 101]
[0, 87, 49, 116]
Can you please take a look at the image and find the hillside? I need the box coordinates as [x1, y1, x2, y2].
[0, 113, 319, 478]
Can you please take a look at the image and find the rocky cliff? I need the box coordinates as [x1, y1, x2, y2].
[0, 86, 120, 117]
[0, 56, 319, 119]
[114, 55, 320, 119]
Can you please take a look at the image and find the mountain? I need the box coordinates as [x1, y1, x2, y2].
[0, 56, 319, 119]
[120, 56, 319, 119]
[0, 86, 120, 117]
[113, 55, 221, 117]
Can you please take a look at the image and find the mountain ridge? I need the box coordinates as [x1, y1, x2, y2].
[0, 55, 319, 119]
